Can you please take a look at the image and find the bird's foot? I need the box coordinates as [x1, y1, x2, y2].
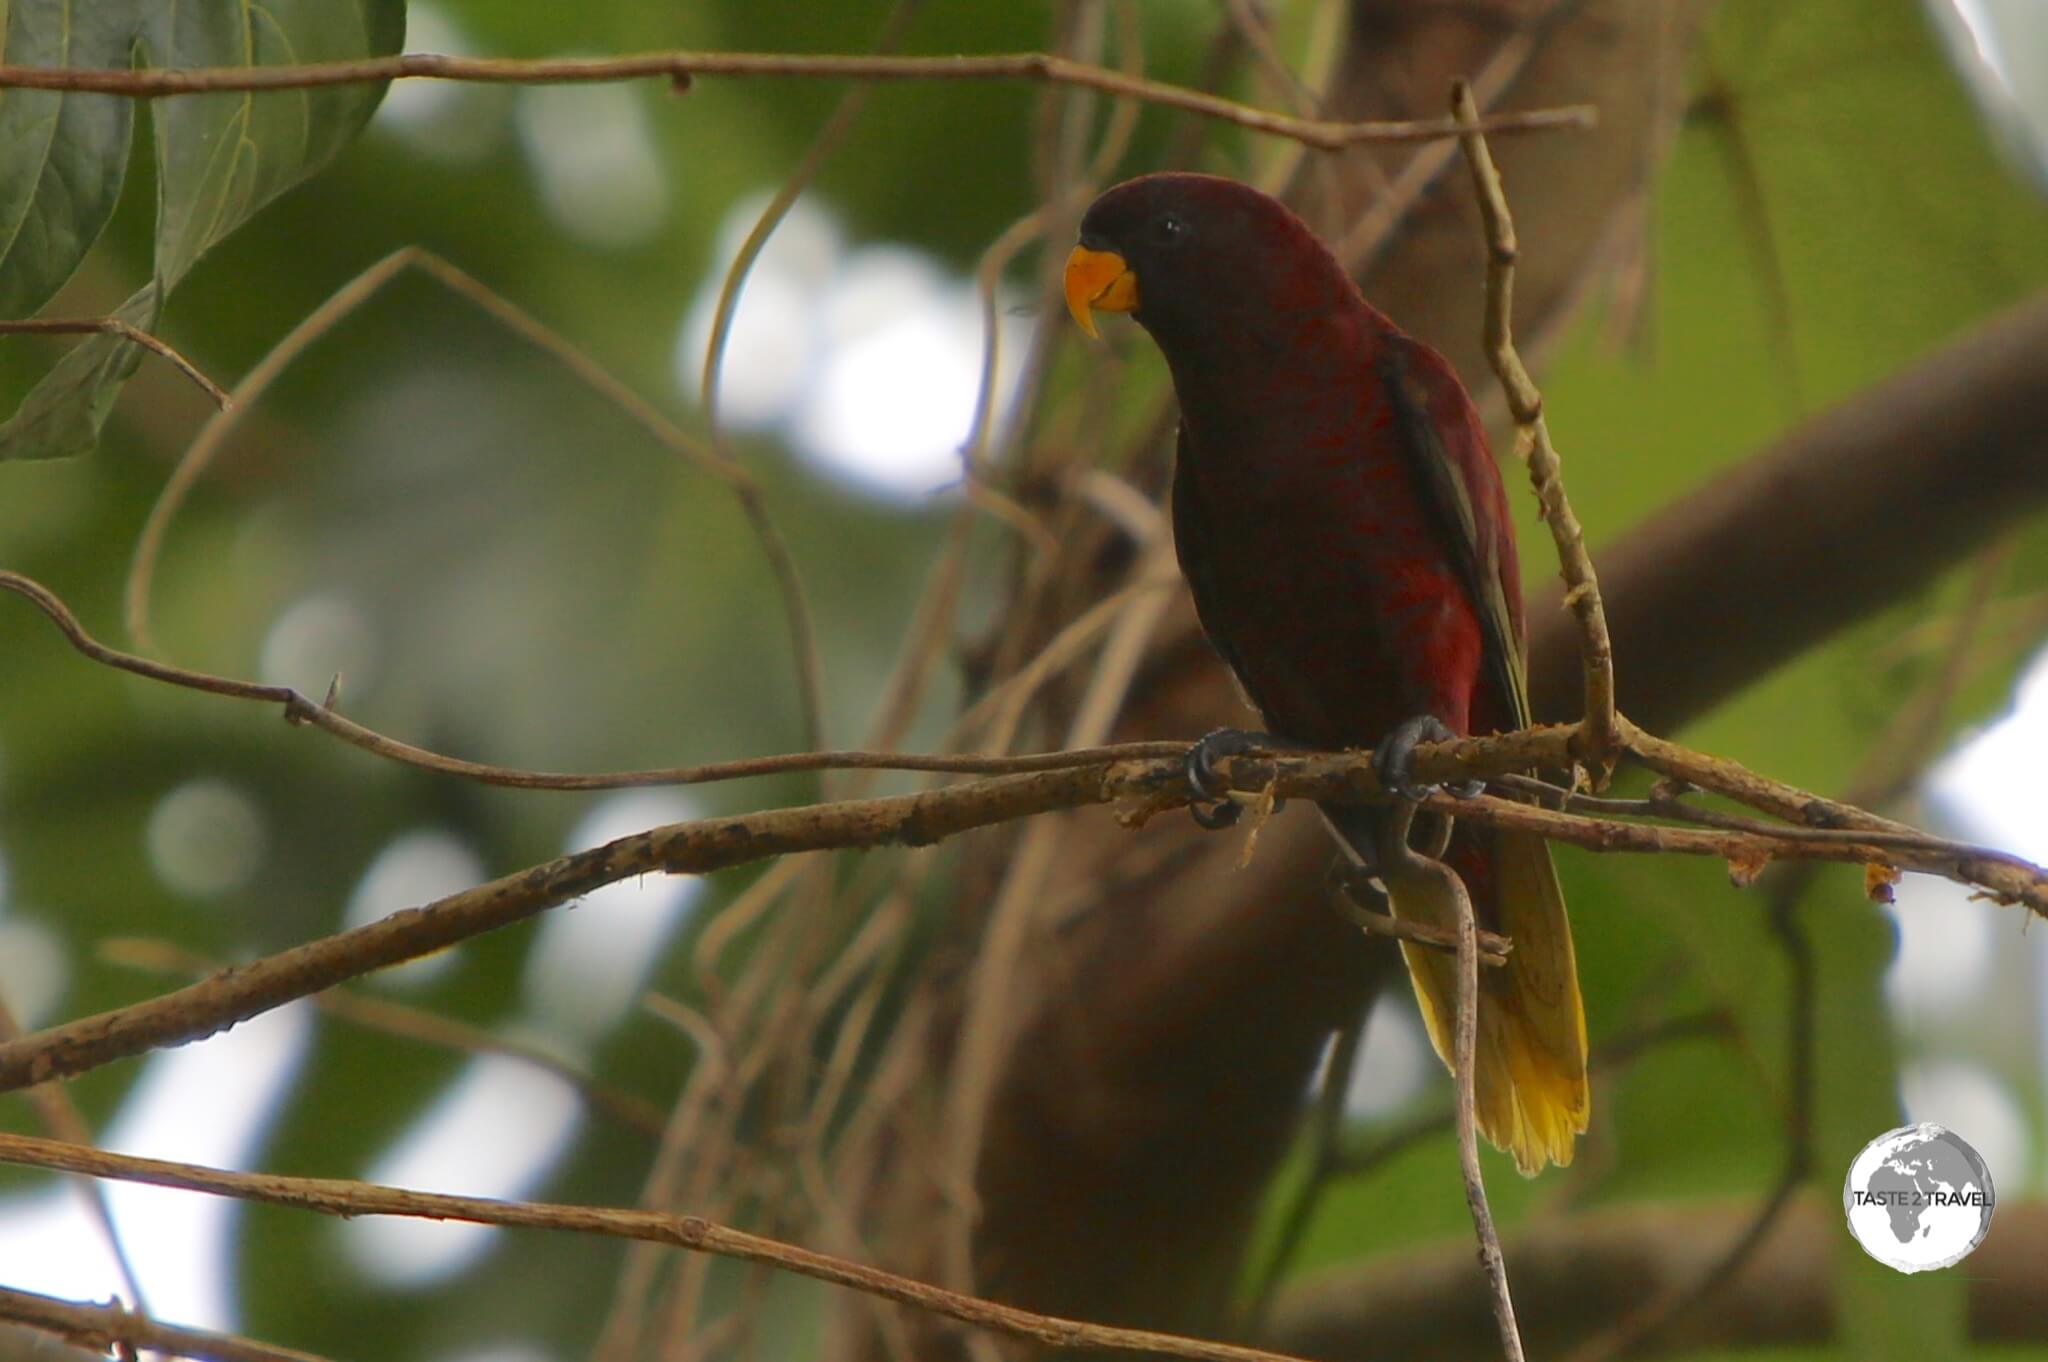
[1373, 714, 1485, 802]
[1184, 727, 1296, 830]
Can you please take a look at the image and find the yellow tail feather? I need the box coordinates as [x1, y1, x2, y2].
[1386, 827, 1589, 1175]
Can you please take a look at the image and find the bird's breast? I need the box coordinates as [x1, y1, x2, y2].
[1174, 384, 1484, 747]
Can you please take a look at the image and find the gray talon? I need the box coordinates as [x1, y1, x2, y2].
[1374, 714, 1482, 801]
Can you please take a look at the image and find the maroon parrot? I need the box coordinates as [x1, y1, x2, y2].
[1063, 173, 1587, 1172]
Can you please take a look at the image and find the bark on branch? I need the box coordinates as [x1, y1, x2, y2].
[1266, 1196, 2048, 1360]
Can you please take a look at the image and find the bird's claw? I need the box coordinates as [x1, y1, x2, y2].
[1373, 714, 1484, 802]
[1183, 727, 1289, 830]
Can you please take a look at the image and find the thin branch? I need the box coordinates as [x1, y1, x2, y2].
[1329, 883, 1512, 965]
[1452, 80, 1618, 770]
[0, 317, 231, 409]
[99, 938, 667, 1140]
[695, 5, 930, 757]
[942, 526, 1183, 1299]
[0, 1284, 331, 1362]
[7, 564, 1187, 787]
[0, 763, 1114, 1093]
[10, 562, 2048, 875]
[1501, 769, 2026, 863]
[7, 570, 2047, 1099]
[0, 1133, 1320, 1362]
[1335, 0, 1580, 273]
[1440, 850, 1526, 1362]
[0, 52, 1594, 149]
[0, 995, 150, 1315]
[1266, 1197, 2048, 1360]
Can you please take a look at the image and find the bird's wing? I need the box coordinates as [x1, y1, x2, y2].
[1375, 335, 1531, 730]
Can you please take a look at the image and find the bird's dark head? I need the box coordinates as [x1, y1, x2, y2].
[1064, 173, 1350, 357]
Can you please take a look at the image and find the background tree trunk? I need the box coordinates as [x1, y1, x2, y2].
[842, 3, 1723, 1351]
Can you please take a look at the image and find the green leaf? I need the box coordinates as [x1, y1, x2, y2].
[139, 3, 406, 290]
[0, 0, 405, 461]
[0, 0, 139, 318]
[0, 278, 161, 458]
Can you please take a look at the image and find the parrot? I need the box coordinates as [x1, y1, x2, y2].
[1063, 172, 1588, 1173]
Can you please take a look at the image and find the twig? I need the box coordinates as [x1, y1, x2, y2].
[595, 987, 742, 1362]
[1452, 79, 1618, 772]
[940, 526, 1182, 1297]
[0, 1133, 1321, 1362]
[1329, 886, 1512, 965]
[0, 1284, 330, 1362]
[0, 318, 231, 409]
[1440, 854, 1526, 1362]
[0, 52, 1594, 149]
[98, 937, 667, 1139]
[9, 566, 2048, 878]
[0, 996, 150, 1315]
[695, 6, 931, 758]
[6, 579, 2047, 1100]
[10, 561, 1187, 787]
[1335, 0, 1582, 273]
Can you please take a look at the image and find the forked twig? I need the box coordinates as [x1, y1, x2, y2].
[0, 317, 231, 409]
[0, 1283, 330, 1362]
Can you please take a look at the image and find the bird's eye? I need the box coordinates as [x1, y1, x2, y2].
[1152, 212, 1188, 245]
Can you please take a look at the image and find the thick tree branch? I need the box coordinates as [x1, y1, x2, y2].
[1529, 287, 2048, 731]
[3, 707, 2037, 1097]
[1265, 1197, 2048, 1360]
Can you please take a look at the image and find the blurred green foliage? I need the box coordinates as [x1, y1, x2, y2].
[2, 0, 2046, 1359]
[0, 0, 405, 458]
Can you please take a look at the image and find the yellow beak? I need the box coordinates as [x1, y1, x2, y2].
[1063, 245, 1139, 338]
